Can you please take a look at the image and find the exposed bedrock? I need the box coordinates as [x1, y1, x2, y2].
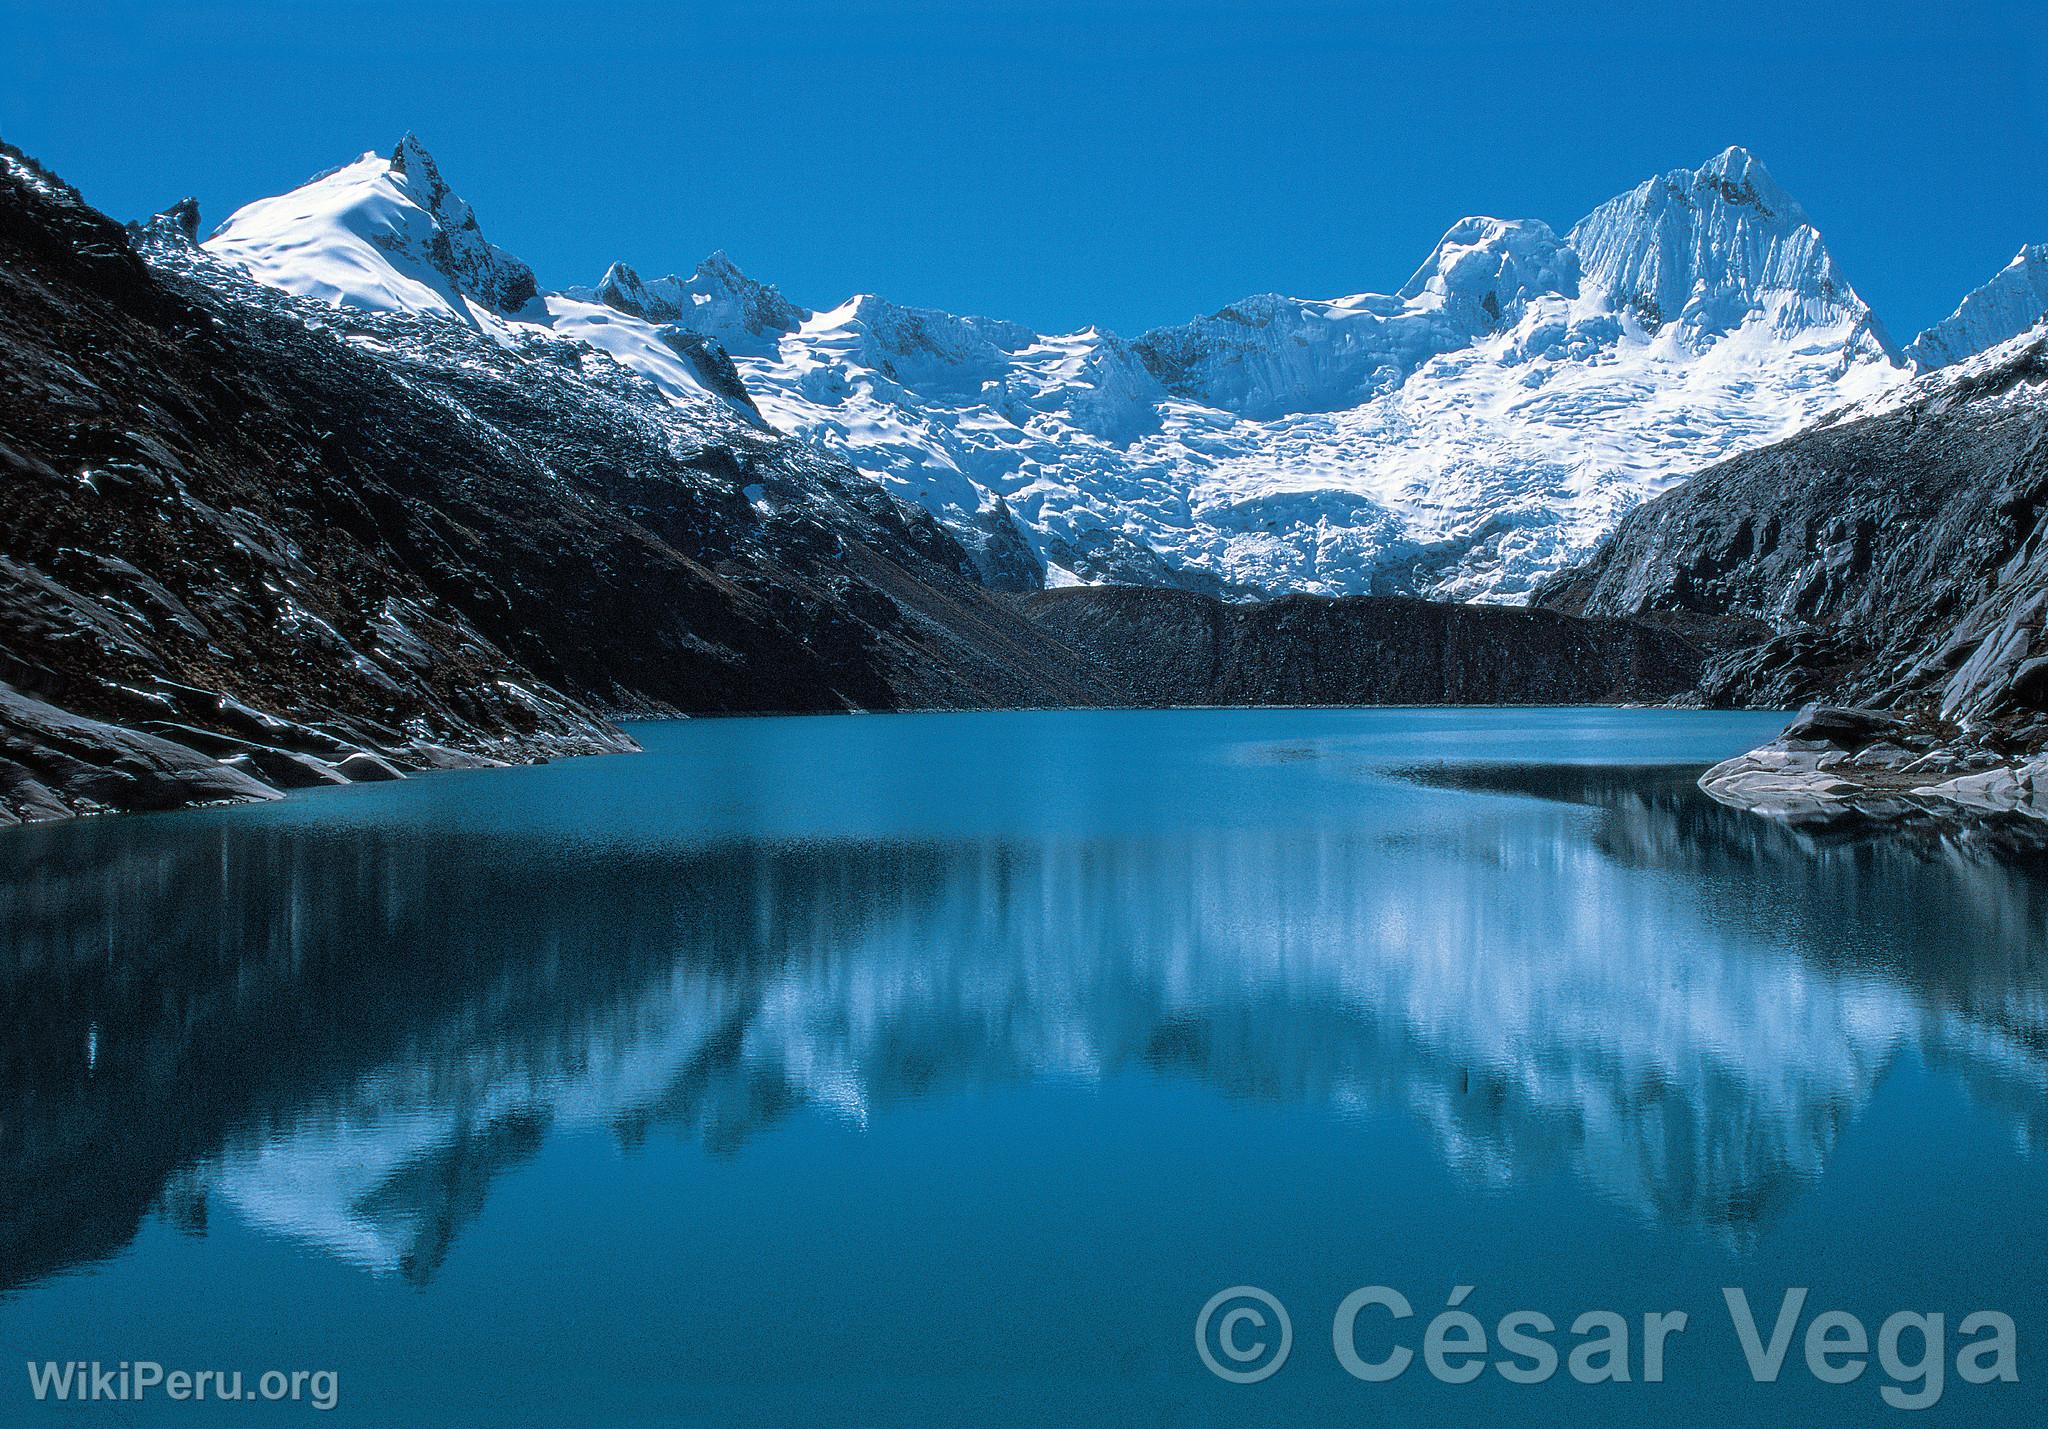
[1018, 586, 1704, 706]
[1538, 333, 2048, 820]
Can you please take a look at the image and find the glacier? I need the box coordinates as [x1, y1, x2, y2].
[199, 139, 2047, 603]
[571, 146, 1909, 601]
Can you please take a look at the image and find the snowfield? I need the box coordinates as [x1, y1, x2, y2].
[205, 136, 755, 421]
[202, 139, 2046, 603]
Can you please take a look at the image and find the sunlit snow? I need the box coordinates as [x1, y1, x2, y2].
[199, 140, 2044, 602]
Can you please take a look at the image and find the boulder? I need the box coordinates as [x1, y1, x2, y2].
[1920, 766, 2027, 811]
[1778, 705, 1913, 751]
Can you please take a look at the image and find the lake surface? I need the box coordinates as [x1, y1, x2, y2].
[4, 708, 2048, 1425]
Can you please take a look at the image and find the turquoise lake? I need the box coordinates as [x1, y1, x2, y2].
[4, 708, 2047, 1425]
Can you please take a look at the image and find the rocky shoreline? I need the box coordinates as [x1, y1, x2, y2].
[0, 679, 637, 829]
[1699, 705, 2048, 826]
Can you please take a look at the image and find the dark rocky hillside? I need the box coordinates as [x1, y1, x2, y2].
[1535, 333, 2048, 734]
[1020, 586, 1704, 706]
[0, 139, 1119, 822]
[1536, 334, 2048, 817]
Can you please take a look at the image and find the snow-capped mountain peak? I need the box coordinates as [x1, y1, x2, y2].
[387, 133, 538, 314]
[590, 145, 1911, 600]
[569, 250, 809, 355]
[1907, 243, 2048, 369]
[1127, 217, 1586, 424]
[387, 131, 459, 216]
[200, 136, 774, 419]
[585, 260, 668, 320]
[1700, 143, 1808, 222]
[205, 135, 539, 321]
[1566, 145, 1892, 357]
[135, 196, 202, 247]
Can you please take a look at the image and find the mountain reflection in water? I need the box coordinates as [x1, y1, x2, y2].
[4, 713, 2047, 1293]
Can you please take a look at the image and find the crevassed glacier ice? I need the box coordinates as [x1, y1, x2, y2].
[586, 146, 1908, 600]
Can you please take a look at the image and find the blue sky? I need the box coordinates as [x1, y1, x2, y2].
[3, 0, 2044, 340]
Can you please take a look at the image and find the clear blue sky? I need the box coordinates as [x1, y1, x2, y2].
[3, 0, 2044, 340]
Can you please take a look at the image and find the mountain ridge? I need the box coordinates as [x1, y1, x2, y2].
[197, 136, 2047, 606]
[1907, 244, 2048, 370]
[558, 145, 1917, 600]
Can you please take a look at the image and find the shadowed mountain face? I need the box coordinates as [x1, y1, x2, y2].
[7, 714, 2047, 1291]
[1537, 333, 2048, 747]
[1019, 586, 1704, 706]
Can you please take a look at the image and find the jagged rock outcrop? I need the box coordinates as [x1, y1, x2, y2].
[573, 253, 809, 350]
[1694, 706, 1976, 824]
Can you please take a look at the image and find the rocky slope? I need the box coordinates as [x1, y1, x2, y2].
[0, 139, 1123, 823]
[1536, 329, 2048, 820]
